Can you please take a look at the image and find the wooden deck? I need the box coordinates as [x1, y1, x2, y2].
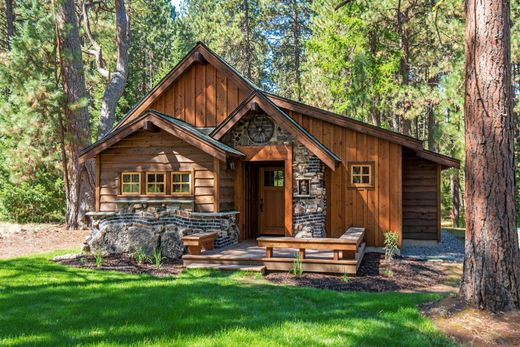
[183, 239, 366, 274]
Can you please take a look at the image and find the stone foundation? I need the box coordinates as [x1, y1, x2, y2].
[85, 206, 239, 259]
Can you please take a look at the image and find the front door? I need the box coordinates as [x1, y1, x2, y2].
[259, 167, 285, 235]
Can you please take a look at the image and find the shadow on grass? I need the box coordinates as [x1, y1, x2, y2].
[0, 256, 455, 346]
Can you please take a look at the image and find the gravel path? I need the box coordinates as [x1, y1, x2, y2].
[401, 230, 465, 263]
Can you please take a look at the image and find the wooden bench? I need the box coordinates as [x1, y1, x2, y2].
[182, 231, 218, 255]
[257, 227, 365, 261]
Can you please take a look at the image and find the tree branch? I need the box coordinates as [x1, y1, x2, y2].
[82, 0, 109, 79]
[335, 0, 354, 11]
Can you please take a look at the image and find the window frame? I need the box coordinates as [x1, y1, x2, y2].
[145, 171, 167, 195]
[171, 171, 192, 196]
[121, 172, 141, 195]
[349, 161, 375, 188]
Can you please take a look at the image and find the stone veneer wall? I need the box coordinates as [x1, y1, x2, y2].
[86, 204, 239, 259]
[223, 112, 327, 238]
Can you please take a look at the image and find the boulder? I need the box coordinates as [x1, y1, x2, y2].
[160, 229, 184, 259]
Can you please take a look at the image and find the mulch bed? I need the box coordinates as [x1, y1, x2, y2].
[265, 253, 448, 292]
[54, 254, 185, 277]
[55, 252, 449, 292]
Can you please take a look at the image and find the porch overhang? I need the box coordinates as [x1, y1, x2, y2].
[210, 91, 342, 170]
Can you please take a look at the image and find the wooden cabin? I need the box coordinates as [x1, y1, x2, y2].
[80, 42, 459, 253]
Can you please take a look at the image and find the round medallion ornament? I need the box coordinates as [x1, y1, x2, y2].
[247, 114, 274, 144]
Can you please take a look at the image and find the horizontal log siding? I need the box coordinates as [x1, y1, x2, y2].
[99, 129, 215, 212]
[288, 110, 402, 247]
[149, 64, 249, 127]
[402, 150, 440, 240]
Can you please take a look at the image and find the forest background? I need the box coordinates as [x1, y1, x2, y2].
[0, 0, 518, 227]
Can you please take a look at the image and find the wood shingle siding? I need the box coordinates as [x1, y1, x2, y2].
[402, 149, 441, 240]
[98, 129, 216, 212]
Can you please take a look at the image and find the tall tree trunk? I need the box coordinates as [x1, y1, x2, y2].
[4, 0, 15, 49]
[451, 169, 461, 227]
[55, 0, 93, 229]
[98, 0, 129, 138]
[369, 29, 381, 127]
[397, 0, 412, 136]
[461, 0, 520, 311]
[241, 0, 252, 80]
[83, 0, 129, 139]
[290, 0, 302, 101]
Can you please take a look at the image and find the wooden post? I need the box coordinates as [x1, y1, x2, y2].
[266, 247, 273, 258]
[214, 158, 220, 212]
[299, 248, 305, 260]
[95, 155, 100, 212]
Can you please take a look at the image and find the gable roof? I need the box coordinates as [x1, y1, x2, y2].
[102, 42, 459, 169]
[112, 42, 256, 131]
[210, 91, 342, 170]
[80, 111, 244, 163]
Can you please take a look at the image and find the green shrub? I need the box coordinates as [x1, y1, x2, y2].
[291, 252, 303, 277]
[0, 170, 65, 223]
[383, 231, 399, 260]
[342, 272, 350, 283]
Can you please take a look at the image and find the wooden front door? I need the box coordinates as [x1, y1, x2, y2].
[259, 167, 285, 235]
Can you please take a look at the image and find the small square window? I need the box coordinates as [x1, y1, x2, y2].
[146, 172, 166, 194]
[350, 163, 373, 187]
[172, 172, 192, 195]
[121, 172, 141, 195]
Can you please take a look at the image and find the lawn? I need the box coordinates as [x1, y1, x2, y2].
[0, 251, 455, 346]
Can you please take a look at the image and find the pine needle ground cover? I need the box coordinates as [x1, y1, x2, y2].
[0, 252, 454, 346]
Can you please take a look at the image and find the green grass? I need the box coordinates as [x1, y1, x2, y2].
[0, 252, 455, 346]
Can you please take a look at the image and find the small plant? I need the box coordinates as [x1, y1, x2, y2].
[95, 251, 103, 268]
[79, 256, 86, 266]
[383, 269, 394, 277]
[291, 252, 303, 277]
[152, 248, 164, 270]
[133, 247, 149, 265]
[383, 231, 399, 261]
[342, 272, 350, 283]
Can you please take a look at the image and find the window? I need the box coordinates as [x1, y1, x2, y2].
[172, 172, 192, 194]
[121, 172, 141, 195]
[146, 172, 166, 194]
[264, 169, 284, 187]
[350, 162, 373, 187]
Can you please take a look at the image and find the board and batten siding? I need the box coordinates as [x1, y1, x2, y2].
[288, 110, 402, 247]
[98, 129, 216, 212]
[149, 63, 250, 127]
[402, 149, 441, 240]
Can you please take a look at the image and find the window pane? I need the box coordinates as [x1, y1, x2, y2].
[274, 170, 284, 187]
[148, 174, 155, 183]
[182, 174, 190, 183]
[353, 176, 361, 184]
[362, 166, 370, 174]
[353, 166, 360, 174]
[132, 174, 140, 182]
[123, 175, 130, 183]
[148, 184, 155, 193]
[157, 184, 165, 193]
[362, 175, 370, 184]
[131, 183, 140, 192]
[156, 174, 164, 183]
[173, 174, 180, 183]
[182, 184, 190, 192]
[123, 184, 131, 192]
[173, 184, 180, 193]
[264, 171, 274, 187]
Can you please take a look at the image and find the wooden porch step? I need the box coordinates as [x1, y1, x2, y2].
[186, 263, 266, 274]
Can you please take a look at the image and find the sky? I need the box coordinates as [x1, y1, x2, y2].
[171, 0, 182, 10]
